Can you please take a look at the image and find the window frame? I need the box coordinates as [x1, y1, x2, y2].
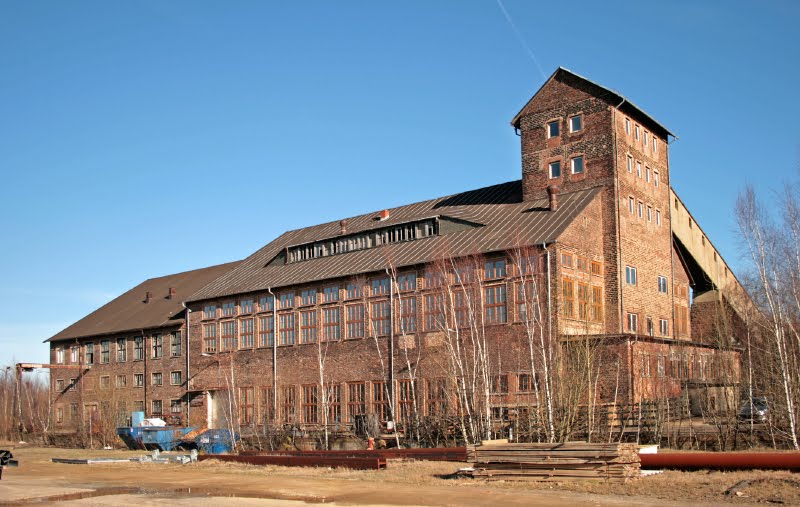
[570, 155, 585, 174]
[568, 114, 583, 133]
[625, 266, 638, 286]
[548, 160, 561, 179]
[546, 120, 560, 138]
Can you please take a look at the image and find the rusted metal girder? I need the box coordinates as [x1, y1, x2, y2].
[238, 447, 468, 462]
[198, 454, 386, 470]
[640, 452, 800, 470]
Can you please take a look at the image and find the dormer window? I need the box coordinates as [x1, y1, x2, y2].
[569, 115, 583, 133]
[546, 120, 560, 138]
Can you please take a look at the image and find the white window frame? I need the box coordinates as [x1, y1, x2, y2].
[657, 275, 668, 293]
[625, 266, 637, 285]
[628, 197, 635, 214]
[625, 117, 631, 134]
[635, 124, 640, 141]
[654, 170, 659, 187]
[570, 156, 584, 174]
[656, 210, 661, 226]
[660, 319, 669, 336]
[569, 114, 583, 133]
[546, 120, 560, 138]
[548, 161, 561, 179]
[647, 205, 652, 222]
[636, 161, 642, 178]
[627, 312, 638, 332]
[638, 201, 643, 219]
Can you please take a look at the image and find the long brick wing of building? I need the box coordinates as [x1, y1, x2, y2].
[48, 67, 747, 441]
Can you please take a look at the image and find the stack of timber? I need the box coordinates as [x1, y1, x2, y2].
[467, 440, 640, 481]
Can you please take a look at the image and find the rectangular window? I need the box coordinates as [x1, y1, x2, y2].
[577, 282, 590, 320]
[222, 302, 235, 316]
[654, 171, 659, 187]
[397, 379, 415, 423]
[280, 292, 295, 309]
[346, 282, 363, 299]
[372, 381, 389, 422]
[133, 336, 143, 360]
[69, 378, 76, 391]
[100, 340, 110, 364]
[323, 285, 340, 302]
[171, 399, 182, 415]
[546, 120, 560, 138]
[55, 347, 64, 364]
[549, 161, 561, 179]
[424, 269, 445, 288]
[561, 252, 573, 268]
[658, 275, 668, 293]
[518, 373, 534, 393]
[591, 286, 603, 322]
[116, 375, 127, 388]
[591, 261, 602, 276]
[261, 386, 275, 424]
[636, 161, 642, 178]
[454, 291, 468, 328]
[300, 310, 317, 343]
[259, 295, 274, 311]
[569, 114, 582, 133]
[425, 294, 445, 331]
[371, 301, 390, 336]
[484, 259, 506, 279]
[134, 373, 144, 388]
[628, 196, 634, 214]
[627, 312, 638, 333]
[220, 321, 236, 351]
[240, 318, 254, 348]
[151, 335, 163, 358]
[258, 315, 274, 347]
[301, 289, 316, 306]
[640, 353, 651, 378]
[561, 278, 574, 318]
[85, 342, 94, 365]
[346, 304, 365, 338]
[625, 117, 631, 134]
[71, 346, 79, 364]
[171, 332, 181, 357]
[515, 281, 534, 322]
[399, 297, 417, 332]
[656, 210, 661, 226]
[347, 382, 366, 422]
[240, 298, 254, 314]
[660, 319, 669, 336]
[281, 386, 297, 423]
[397, 273, 416, 291]
[151, 399, 163, 416]
[204, 305, 217, 319]
[239, 387, 256, 425]
[638, 201, 643, 219]
[576, 256, 588, 272]
[646, 166, 651, 183]
[635, 124, 640, 140]
[132, 401, 144, 413]
[625, 266, 637, 285]
[427, 378, 447, 417]
[203, 324, 217, 353]
[657, 355, 666, 378]
[647, 205, 652, 222]
[492, 374, 509, 394]
[302, 385, 318, 424]
[627, 155, 633, 173]
[653, 138, 658, 153]
[322, 307, 340, 341]
[371, 277, 390, 296]
[151, 372, 163, 386]
[279, 313, 295, 345]
[485, 285, 507, 324]
[326, 384, 342, 423]
[644, 131, 650, 148]
[571, 155, 584, 174]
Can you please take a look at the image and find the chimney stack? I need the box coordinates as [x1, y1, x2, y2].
[168, 287, 176, 299]
[340, 219, 348, 235]
[377, 209, 390, 221]
[547, 185, 559, 211]
[145, 291, 153, 303]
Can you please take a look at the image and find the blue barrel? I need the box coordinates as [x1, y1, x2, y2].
[131, 411, 145, 427]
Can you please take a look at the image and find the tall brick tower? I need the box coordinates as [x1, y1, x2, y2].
[511, 68, 677, 337]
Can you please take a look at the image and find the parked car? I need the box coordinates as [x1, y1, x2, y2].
[739, 396, 769, 422]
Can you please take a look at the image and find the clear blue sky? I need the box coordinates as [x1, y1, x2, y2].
[1, 1, 798, 370]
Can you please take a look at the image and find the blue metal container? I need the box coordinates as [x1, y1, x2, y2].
[131, 411, 145, 427]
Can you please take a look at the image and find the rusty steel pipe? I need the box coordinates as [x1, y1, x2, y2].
[640, 452, 800, 470]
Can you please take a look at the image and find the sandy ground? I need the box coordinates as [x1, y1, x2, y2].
[1, 446, 799, 506]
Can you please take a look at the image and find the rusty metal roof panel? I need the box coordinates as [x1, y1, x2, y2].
[188, 182, 601, 301]
[47, 261, 241, 343]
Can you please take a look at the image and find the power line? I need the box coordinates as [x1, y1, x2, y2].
[495, 0, 547, 80]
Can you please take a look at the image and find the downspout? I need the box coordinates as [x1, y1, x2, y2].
[541, 243, 552, 345]
[141, 329, 147, 417]
[385, 268, 395, 424]
[267, 287, 277, 423]
[182, 302, 191, 425]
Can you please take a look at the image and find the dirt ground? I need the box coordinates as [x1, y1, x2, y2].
[2, 446, 800, 506]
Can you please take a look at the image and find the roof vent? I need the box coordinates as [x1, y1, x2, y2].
[144, 291, 153, 303]
[168, 287, 176, 299]
[375, 209, 390, 221]
[340, 219, 348, 235]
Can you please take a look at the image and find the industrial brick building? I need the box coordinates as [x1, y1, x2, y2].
[47, 68, 744, 441]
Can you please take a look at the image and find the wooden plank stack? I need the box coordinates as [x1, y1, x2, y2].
[467, 440, 640, 481]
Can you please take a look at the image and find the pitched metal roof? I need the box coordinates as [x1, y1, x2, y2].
[47, 261, 241, 343]
[511, 67, 676, 139]
[188, 181, 601, 302]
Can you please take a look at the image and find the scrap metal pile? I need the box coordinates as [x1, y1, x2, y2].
[467, 441, 641, 481]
